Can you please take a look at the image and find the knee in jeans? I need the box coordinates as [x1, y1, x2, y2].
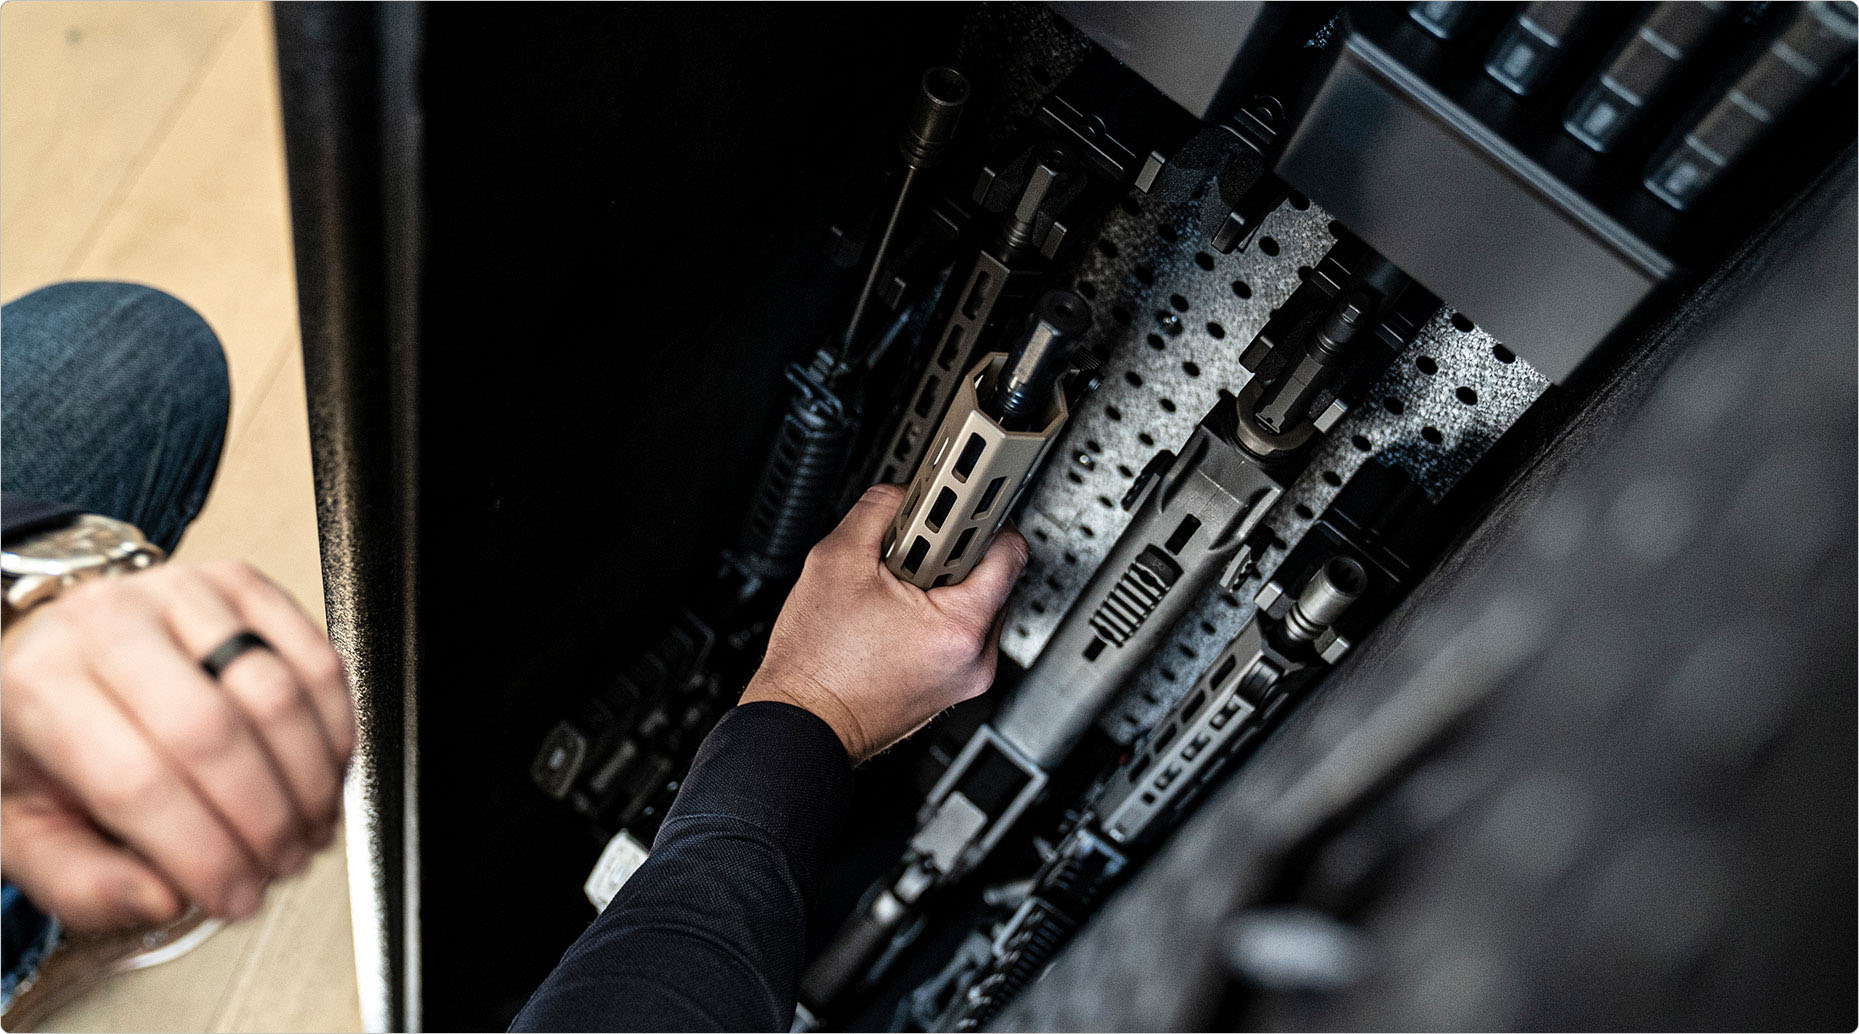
[111, 282, 228, 420]
[50, 281, 230, 435]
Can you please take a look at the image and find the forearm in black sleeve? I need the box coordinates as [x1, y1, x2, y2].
[510, 701, 852, 1032]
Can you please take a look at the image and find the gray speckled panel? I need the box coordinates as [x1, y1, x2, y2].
[1093, 309, 1549, 742]
[995, 196, 1551, 745]
[1002, 197, 1338, 666]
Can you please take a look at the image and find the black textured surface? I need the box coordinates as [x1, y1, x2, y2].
[274, 6, 422, 1027]
[996, 155, 1857, 1031]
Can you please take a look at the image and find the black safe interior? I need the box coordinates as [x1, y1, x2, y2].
[274, 4, 1857, 1030]
[419, 9, 962, 1028]
[285, 7, 994, 1027]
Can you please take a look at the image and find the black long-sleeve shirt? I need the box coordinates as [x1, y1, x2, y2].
[511, 701, 852, 1032]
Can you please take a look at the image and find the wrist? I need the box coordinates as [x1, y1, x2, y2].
[739, 667, 868, 762]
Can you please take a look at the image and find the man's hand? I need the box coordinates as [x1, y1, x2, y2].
[0, 561, 355, 931]
[741, 483, 1030, 763]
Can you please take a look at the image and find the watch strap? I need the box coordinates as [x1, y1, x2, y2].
[0, 494, 82, 547]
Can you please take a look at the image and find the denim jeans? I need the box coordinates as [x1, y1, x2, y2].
[0, 280, 230, 1005]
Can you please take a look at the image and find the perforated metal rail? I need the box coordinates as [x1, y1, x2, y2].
[994, 194, 1551, 741]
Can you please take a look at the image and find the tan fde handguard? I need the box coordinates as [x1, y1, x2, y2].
[882, 352, 1069, 589]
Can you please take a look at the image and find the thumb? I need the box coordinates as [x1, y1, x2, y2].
[823, 483, 906, 557]
[928, 526, 1029, 623]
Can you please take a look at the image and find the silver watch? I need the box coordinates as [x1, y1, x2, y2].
[1, 514, 164, 613]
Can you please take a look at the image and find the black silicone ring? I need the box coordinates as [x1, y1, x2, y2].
[200, 631, 273, 679]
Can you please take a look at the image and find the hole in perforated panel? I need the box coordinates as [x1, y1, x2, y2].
[1327, 219, 1345, 236]
[914, 377, 942, 416]
[1032, 528, 1049, 542]
[1176, 642, 1198, 660]
[1077, 280, 1098, 300]
[1451, 311, 1475, 332]
[1125, 371, 1144, 387]
[962, 270, 992, 319]
[1134, 265, 1156, 286]
[1321, 469, 1342, 486]
[1138, 432, 1155, 446]
[1097, 495, 1114, 509]
[1169, 294, 1189, 312]
[1083, 636, 1107, 661]
[1159, 398, 1177, 413]
[1194, 252, 1215, 270]
[1147, 333, 1166, 351]
[1297, 265, 1312, 281]
[1231, 280, 1252, 299]
[1183, 361, 1201, 377]
[1063, 551, 1078, 565]
[1159, 666, 1178, 682]
[1493, 344, 1516, 363]
[1200, 620, 1217, 635]
[1221, 592, 1242, 607]
[1417, 355, 1438, 375]
[1097, 239, 1119, 259]
[1117, 464, 1134, 478]
[1031, 600, 1046, 614]
[1120, 196, 1142, 216]
[1165, 514, 1201, 554]
[1179, 689, 1207, 720]
[947, 526, 977, 563]
[1259, 236, 1279, 256]
[1080, 525, 1096, 538]
[1205, 322, 1225, 340]
[1111, 305, 1133, 326]
[927, 487, 957, 530]
[1351, 434, 1372, 453]
[953, 433, 986, 480]
[1067, 470, 1084, 484]
[1045, 575, 1063, 591]
[1014, 624, 1029, 637]
[1384, 397, 1405, 415]
[1294, 503, 1314, 519]
[1288, 191, 1311, 210]
[1456, 386, 1479, 405]
[1158, 224, 1178, 243]
[972, 476, 1007, 517]
[901, 536, 930, 575]
[1105, 405, 1123, 421]
[1209, 655, 1238, 688]
[936, 324, 966, 369]
[1422, 425, 1444, 444]
[1140, 791, 1157, 805]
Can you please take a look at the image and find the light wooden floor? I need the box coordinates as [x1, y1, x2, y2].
[1, 2, 361, 1030]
